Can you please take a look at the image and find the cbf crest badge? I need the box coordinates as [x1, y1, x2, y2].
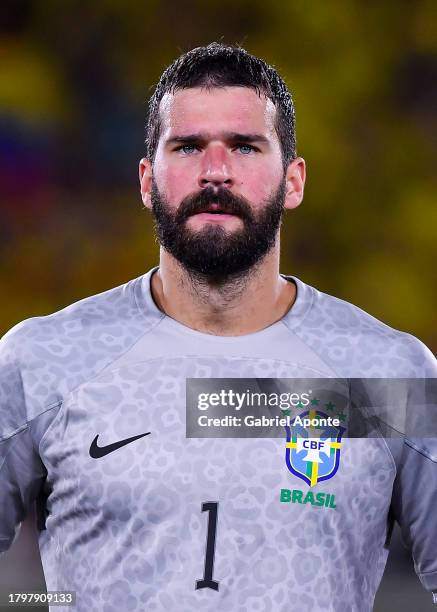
[285, 409, 346, 488]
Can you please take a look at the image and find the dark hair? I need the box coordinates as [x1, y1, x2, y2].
[145, 42, 296, 168]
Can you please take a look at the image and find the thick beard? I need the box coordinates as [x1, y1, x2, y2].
[150, 178, 286, 286]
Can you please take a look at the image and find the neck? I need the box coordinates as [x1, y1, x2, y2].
[150, 243, 296, 336]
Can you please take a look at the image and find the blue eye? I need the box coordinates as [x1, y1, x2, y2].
[179, 144, 197, 154]
[238, 144, 256, 154]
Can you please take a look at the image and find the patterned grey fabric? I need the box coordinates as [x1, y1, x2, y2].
[1, 267, 436, 611]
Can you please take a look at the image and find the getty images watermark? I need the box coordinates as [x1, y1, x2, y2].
[186, 378, 436, 439]
[196, 388, 342, 429]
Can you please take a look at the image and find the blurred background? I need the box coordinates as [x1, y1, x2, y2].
[0, 0, 436, 610]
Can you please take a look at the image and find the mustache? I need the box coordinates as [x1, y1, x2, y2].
[175, 187, 253, 223]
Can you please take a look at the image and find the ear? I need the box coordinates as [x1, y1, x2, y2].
[284, 157, 306, 210]
[139, 158, 153, 209]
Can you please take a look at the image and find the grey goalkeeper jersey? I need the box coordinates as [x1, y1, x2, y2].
[1, 267, 436, 612]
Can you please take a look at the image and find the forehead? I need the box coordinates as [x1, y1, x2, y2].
[158, 86, 277, 137]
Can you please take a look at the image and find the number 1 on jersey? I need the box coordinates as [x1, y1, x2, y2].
[196, 501, 219, 591]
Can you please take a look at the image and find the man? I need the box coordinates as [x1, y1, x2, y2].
[0, 43, 436, 612]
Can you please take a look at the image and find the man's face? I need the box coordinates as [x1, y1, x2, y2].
[147, 86, 288, 281]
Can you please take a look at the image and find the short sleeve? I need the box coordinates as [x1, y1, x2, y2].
[0, 325, 47, 553]
[391, 437, 437, 591]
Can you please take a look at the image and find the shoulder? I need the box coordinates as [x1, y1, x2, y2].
[0, 274, 153, 421]
[1, 274, 146, 353]
[289, 278, 436, 377]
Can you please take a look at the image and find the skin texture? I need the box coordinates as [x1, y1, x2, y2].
[139, 86, 306, 335]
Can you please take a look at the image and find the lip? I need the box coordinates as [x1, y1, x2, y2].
[191, 212, 238, 222]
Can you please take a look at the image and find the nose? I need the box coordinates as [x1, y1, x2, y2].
[198, 144, 233, 189]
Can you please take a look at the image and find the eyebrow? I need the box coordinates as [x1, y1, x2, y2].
[165, 132, 270, 146]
